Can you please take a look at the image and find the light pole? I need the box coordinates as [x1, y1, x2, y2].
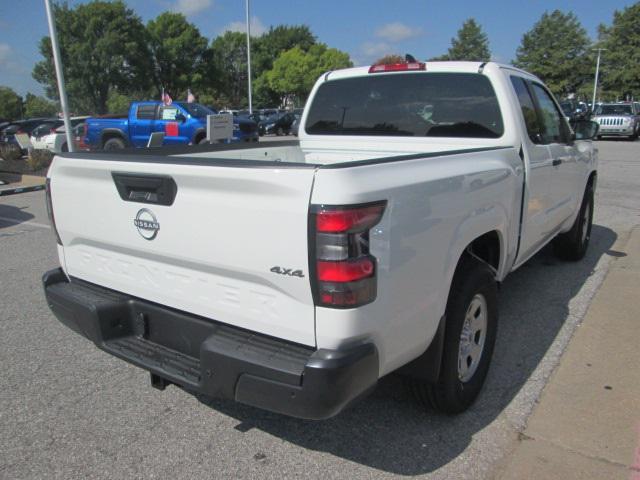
[245, 0, 253, 114]
[44, 0, 74, 152]
[591, 48, 607, 111]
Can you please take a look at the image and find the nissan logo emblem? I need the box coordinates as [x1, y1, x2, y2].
[134, 208, 160, 240]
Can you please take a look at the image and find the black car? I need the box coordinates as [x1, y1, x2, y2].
[0, 118, 57, 150]
[262, 112, 296, 136]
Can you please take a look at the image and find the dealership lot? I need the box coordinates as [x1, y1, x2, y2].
[1, 140, 639, 479]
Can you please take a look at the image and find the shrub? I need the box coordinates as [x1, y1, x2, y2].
[0, 143, 22, 161]
[26, 149, 54, 172]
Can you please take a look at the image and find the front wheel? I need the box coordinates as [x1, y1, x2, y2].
[103, 137, 125, 151]
[408, 257, 498, 414]
[553, 183, 594, 261]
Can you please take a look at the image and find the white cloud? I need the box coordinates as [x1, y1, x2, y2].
[361, 41, 394, 58]
[173, 0, 213, 16]
[375, 22, 423, 42]
[0, 43, 11, 68]
[222, 16, 267, 36]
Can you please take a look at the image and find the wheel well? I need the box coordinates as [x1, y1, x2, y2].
[465, 230, 501, 273]
[193, 130, 206, 143]
[101, 131, 126, 147]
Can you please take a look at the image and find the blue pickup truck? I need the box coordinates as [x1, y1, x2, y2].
[85, 101, 258, 150]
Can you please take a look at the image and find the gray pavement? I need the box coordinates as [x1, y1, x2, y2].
[0, 140, 638, 479]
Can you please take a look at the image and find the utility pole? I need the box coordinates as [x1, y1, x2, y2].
[245, 0, 253, 114]
[591, 48, 607, 111]
[44, 0, 74, 152]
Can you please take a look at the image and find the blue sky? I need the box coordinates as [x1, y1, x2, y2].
[0, 0, 635, 97]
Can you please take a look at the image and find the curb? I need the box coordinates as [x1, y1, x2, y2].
[0, 184, 46, 196]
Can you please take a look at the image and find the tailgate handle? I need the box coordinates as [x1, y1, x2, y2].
[112, 172, 177, 206]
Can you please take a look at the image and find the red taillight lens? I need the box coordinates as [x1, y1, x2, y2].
[311, 201, 386, 308]
[318, 257, 375, 282]
[316, 204, 386, 233]
[368, 62, 426, 73]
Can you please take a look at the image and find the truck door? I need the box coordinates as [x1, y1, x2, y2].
[155, 105, 190, 145]
[509, 76, 554, 262]
[131, 103, 158, 147]
[529, 83, 580, 228]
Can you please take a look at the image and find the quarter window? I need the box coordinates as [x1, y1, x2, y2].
[510, 76, 542, 144]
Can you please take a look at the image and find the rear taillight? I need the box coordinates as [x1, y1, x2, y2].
[45, 178, 62, 245]
[310, 201, 386, 308]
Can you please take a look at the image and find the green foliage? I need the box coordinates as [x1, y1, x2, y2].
[597, 3, 640, 99]
[32, 1, 153, 114]
[210, 31, 249, 107]
[373, 54, 405, 65]
[265, 44, 352, 105]
[26, 149, 54, 172]
[446, 19, 491, 61]
[106, 90, 133, 114]
[514, 10, 591, 96]
[0, 86, 23, 120]
[23, 93, 58, 118]
[147, 12, 209, 98]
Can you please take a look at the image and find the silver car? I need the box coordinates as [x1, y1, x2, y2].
[593, 103, 639, 140]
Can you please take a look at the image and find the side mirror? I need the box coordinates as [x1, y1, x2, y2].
[573, 120, 599, 140]
[176, 112, 187, 123]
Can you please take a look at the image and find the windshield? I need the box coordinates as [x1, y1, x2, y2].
[596, 104, 633, 115]
[305, 72, 504, 138]
[178, 103, 215, 118]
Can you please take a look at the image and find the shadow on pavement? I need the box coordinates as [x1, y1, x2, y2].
[0, 204, 35, 230]
[198, 224, 617, 475]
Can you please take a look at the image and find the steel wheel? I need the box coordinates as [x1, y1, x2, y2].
[458, 294, 488, 382]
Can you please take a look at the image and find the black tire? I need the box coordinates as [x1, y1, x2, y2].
[408, 256, 498, 414]
[61, 143, 68, 152]
[553, 183, 594, 261]
[276, 127, 284, 136]
[197, 136, 208, 145]
[103, 137, 125, 151]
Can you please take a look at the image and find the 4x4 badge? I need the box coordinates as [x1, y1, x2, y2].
[270, 266, 305, 278]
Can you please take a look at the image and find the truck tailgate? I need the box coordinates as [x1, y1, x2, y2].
[49, 155, 317, 346]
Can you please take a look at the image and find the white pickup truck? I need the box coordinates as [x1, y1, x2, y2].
[43, 61, 599, 419]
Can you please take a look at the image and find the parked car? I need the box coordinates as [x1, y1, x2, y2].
[262, 112, 296, 135]
[592, 102, 639, 140]
[290, 113, 301, 136]
[0, 118, 56, 154]
[43, 61, 599, 420]
[30, 116, 89, 153]
[84, 102, 258, 150]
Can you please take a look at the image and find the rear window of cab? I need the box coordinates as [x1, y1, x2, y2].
[305, 72, 504, 138]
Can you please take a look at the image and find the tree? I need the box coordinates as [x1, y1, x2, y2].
[440, 19, 491, 61]
[23, 93, 58, 118]
[597, 3, 640, 99]
[210, 31, 249, 107]
[147, 12, 209, 98]
[252, 25, 317, 106]
[373, 54, 405, 65]
[0, 86, 23, 120]
[514, 10, 591, 97]
[265, 44, 352, 105]
[32, 1, 153, 114]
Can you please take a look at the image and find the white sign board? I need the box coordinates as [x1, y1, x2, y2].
[206, 113, 234, 142]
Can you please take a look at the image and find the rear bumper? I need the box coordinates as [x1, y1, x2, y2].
[43, 268, 378, 420]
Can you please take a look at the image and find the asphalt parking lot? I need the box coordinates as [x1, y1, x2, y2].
[1, 140, 639, 479]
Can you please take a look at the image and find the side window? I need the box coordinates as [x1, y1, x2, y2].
[510, 76, 542, 144]
[136, 104, 156, 120]
[158, 106, 179, 120]
[530, 83, 567, 144]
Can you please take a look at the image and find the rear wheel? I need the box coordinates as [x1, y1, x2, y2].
[103, 137, 125, 151]
[408, 257, 498, 414]
[197, 136, 208, 145]
[276, 127, 284, 136]
[553, 183, 594, 261]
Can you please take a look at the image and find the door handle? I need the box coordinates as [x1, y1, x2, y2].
[552, 159, 562, 167]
